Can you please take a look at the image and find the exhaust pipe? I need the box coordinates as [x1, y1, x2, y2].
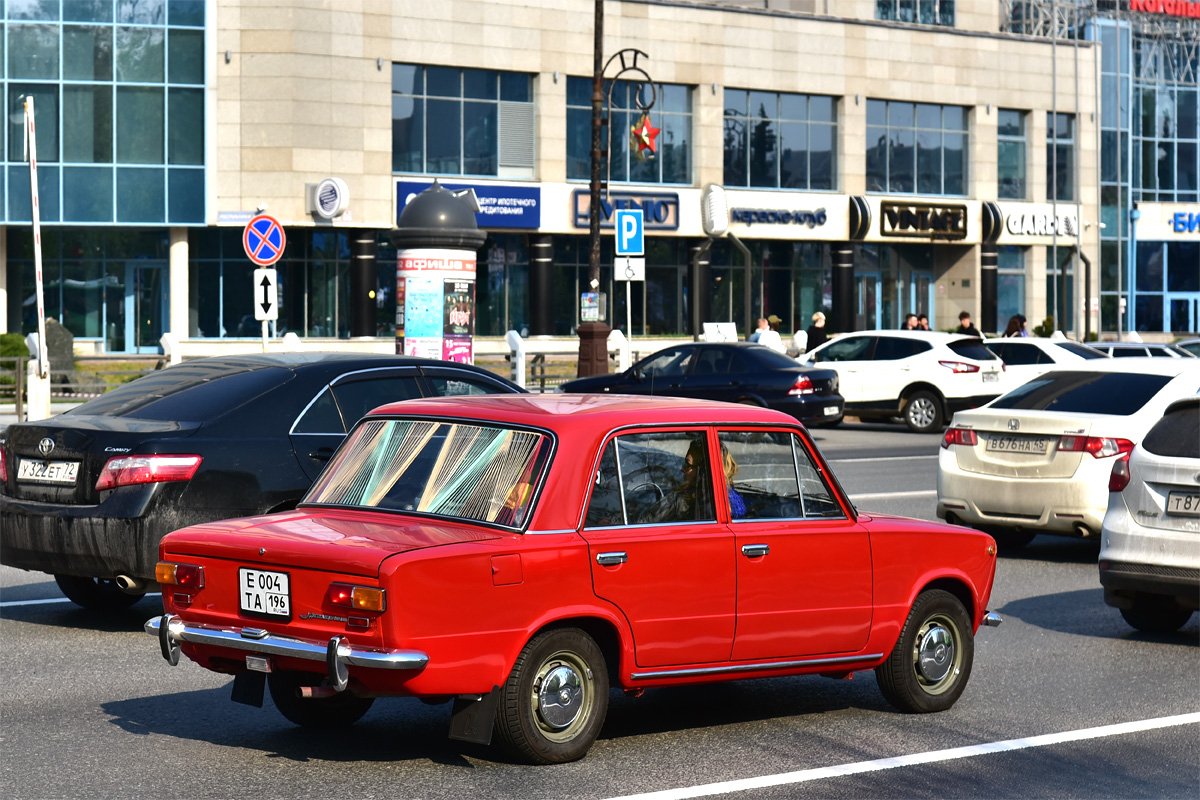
[1074, 524, 1093, 539]
[114, 574, 148, 594]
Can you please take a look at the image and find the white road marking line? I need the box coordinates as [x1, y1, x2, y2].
[829, 455, 939, 463]
[850, 489, 938, 501]
[605, 712, 1200, 800]
[0, 593, 161, 609]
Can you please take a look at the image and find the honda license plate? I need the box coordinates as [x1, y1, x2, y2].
[986, 436, 1049, 454]
[239, 568, 291, 618]
[823, 405, 839, 416]
[17, 458, 79, 485]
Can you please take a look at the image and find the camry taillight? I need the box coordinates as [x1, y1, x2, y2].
[788, 375, 815, 396]
[327, 583, 386, 612]
[95, 454, 202, 491]
[939, 360, 980, 374]
[156, 561, 205, 588]
[0, 446, 7, 483]
[1108, 453, 1132, 492]
[941, 427, 978, 449]
[1057, 436, 1134, 459]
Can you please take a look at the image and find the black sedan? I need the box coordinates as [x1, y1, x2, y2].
[0, 353, 522, 611]
[558, 342, 843, 425]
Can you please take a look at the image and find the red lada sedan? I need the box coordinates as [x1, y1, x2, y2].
[147, 394, 1001, 764]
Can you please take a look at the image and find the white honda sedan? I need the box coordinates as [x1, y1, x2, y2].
[937, 359, 1200, 549]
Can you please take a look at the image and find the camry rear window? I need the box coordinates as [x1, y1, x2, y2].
[305, 419, 552, 528]
[1142, 404, 1200, 458]
[989, 372, 1173, 415]
[65, 366, 290, 420]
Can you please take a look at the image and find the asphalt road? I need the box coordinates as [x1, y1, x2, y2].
[2, 421, 1197, 799]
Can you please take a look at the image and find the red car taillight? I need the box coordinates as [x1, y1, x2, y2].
[1108, 453, 1132, 492]
[938, 360, 980, 374]
[788, 375, 815, 396]
[327, 583, 386, 612]
[1057, 436, 1134, 459]
[156, 561, 205, 588]
[95, 454, 202, 491]
[941, 427, 978, 449]
[0, 446, 7, 483]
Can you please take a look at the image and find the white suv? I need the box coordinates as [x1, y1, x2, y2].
[803, 331, 1006, 433]
[1099, 395, 1200, 634]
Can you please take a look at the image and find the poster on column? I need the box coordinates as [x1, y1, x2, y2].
[396, 247, 477, 362]
[442, 279, 474, 363]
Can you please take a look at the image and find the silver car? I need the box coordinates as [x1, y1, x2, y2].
[1099, 395, 1200, 634]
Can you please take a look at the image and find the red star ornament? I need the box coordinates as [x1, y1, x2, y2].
[630, 114, 661, 160]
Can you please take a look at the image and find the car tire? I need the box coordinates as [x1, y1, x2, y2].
[494, 627, 609, 765]
[1118, 596, 1195, 634]
[54, 575, 144, 611]
[267, 671, 374, 728]
[902, 390, 943, 433]
[876, 589, 974, 713]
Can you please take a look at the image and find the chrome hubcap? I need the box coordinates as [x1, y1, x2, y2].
[917, 625, 955, 683]
[535, 660, 586, 731]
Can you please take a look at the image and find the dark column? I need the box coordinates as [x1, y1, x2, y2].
[980, 242, 998, 335]
[831, 243, 855, 334]
[688, 239, 712, 339]
[529, 235, 554, 335]
[350, 231, 377, 337]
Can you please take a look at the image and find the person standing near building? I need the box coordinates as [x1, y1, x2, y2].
[955, 310, 981, 337]
[902, 313, 918, 330]
[917, 313, 930, 331]
[758, 315, 785, 353]
[748, 318, 769, 343]
[806, 311, 828, 351]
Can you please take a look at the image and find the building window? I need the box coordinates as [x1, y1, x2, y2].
[391, 65, 534, 178]
[1133, 85, 1198, 202]
[876, 1, 955, 26]
[1047, 112, 1075, 202]
[866, 100, 967, 195]
[1046, 246, 1075, 333]
[2, 2, 205, 225]
[997, 245, 1026, 324]
[723, 90, 837, 191]
[997, 109, 1026, 199]
[566, 77, 692, 185]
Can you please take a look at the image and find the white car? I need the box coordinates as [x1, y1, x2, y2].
[937, 359, 1200, 548]
[803, 331, 1006, 433]
[1099, 395, 1199, 633]
[983, 338, 1109, 387]
[1090, 342, 1197, 359]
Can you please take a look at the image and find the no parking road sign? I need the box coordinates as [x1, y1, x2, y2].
[243, 214, 286, 266]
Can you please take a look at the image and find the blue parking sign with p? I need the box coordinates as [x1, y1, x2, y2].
[615, 209, 644, 256]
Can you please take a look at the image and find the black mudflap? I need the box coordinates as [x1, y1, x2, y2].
[231, 671, 266, 707]
[448, 686, 500, 745]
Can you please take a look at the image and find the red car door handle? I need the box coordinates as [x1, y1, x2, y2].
[741, 544, 770, 558]
[596, 551, 627, 566]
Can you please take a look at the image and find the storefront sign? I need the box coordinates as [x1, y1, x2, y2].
[1172, 211, 1200, 233]
[1005, 210, 1078, 238]
[1130, 1, 1200, 20]
[571, 191, 680, 230]
[879, 202, 967, 240]
[397, 181, 540, 229]
[729, 208, 828, 228]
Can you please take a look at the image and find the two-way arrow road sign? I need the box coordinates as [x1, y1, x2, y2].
[253, 268, 278, 321]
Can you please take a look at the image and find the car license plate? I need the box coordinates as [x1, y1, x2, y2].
[239, 568, 291, 617]
[982, 371, 999, 383]
[823, 405, 839, 416]
[1165, 492, 1200, 517]
[985, 435, 1049, 454]
[17, 458, 79, 485]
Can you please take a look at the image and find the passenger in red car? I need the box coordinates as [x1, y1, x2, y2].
[642, 438, 714, 523]
[720, 444, 746, 519]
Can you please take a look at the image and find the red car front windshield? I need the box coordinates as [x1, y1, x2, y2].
[304, 418, 551, 528]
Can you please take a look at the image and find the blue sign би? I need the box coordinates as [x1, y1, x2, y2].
[397, 181, 540, 229]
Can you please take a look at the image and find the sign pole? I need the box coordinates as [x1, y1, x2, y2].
[627, 277, 632, 338]
[25, 97, 48, 379]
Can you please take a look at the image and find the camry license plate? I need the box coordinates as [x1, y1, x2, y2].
[17, 458, 79, 485]
[1165, 492, 1200, 517]
[239, 568, 291, 617]
[986, 436, 1049, 454]
[823, 405, 839, 416]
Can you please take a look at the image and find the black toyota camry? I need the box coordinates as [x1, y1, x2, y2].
[0, 353, 522, 611]
[558, 342, 844, 425]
